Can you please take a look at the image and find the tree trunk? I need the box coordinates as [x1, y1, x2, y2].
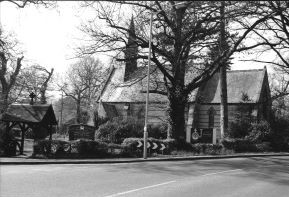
[0, 88, 9, 114]
[76, 93, 81, 124]
[40, 68, 54, 104]
[167, 86, 187, 144]
[219, 2, 228, 137]
[76, 98, 81, 124]
[40, 85, 47, 104]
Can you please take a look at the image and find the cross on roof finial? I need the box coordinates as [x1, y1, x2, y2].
[29, 92, 36, 105]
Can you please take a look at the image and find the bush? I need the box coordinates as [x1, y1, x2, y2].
[95, 117, 143, 144]
[221, 138, 272, 153]
[95, 117, 168, 144]
[228, 119, 251, 138]
[246, 121, 273, 143]
[33, 140, 70, 157]
[270, 117, 289, 152]
[191, 143, 224, 155]
[228, 115, 276, 152]
[0, 124, 19, 157]
[149, 123, 168, 139]
[32, 139, 134, 158]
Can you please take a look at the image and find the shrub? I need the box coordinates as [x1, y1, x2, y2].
[122, 138, 144, 157]
[246, 121, 273, 143]
[33, 140, 70, 157]
[270, 117, 289, 152]
[95, 117, 168, 144]
[32, 139, 134, 158]
[149, 123, 168, 139]
[0, 124, 19, 157]
[228, 119, 251, 138]
[95, 117, 144, 144]
[189, 143, 224, 155]
[221, 138, 272, 153]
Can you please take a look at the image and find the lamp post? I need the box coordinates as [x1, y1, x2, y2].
[143, 1, 189, 159]
[143, 7, 153, 159]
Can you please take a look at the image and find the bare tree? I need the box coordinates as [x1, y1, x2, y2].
[0, 0, 56, 114]
[77, 1, 277, 142]
[59, 56, 107, 124]
[16, 65, 54, 104]
[239, 2, 289, 100]
[0, 0, 55, 8]
[0, 30, 24, 113]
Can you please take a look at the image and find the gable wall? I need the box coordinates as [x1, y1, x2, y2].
[257, 73, 272, 120]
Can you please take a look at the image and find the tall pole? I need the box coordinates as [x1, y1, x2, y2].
[219, 1, 228, 138]
[144, 8, 153, 159]
[60, 91, 64, 133]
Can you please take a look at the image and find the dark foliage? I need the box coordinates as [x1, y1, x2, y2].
[32, 139, 138, 158]
[95, 116, 167, 144]
[221, 138, 271, 152]
[270, 117, 289, 151]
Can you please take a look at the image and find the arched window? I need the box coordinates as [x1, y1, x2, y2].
[207, 107, 216, 128]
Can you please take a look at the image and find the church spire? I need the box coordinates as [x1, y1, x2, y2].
[124, 15, 138, 81]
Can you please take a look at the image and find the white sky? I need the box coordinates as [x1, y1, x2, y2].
[0, 1, 111, 74]
[0, 1, 273, 76]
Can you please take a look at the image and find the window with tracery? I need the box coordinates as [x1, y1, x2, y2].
[208, 107, 216, 128]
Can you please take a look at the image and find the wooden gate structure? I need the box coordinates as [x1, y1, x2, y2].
[0, 104, 57, 155]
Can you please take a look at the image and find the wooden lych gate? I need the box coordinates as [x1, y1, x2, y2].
[0, 104, 57, 155]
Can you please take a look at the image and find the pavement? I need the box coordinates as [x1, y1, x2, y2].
[1, 152, 289, 165]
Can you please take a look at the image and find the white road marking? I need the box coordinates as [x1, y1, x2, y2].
[200, 169, 243, 177]
[104, 181, 176, 197]
[104, 169, 243, 197]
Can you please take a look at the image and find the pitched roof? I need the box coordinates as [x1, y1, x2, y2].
[99, 65, 167, 103]
[1, 104, 57, 125]
[99, 64, 268, 104]
[197, 68, 267, 103]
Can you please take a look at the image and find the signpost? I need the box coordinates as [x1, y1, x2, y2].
[136, 140, 166, 152]
[68, 124, 95, 141]
[137, 141, 142, 148]
[191, 128, 213, 143]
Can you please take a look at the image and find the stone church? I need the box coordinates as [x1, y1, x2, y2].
[96, 18, 272, 143]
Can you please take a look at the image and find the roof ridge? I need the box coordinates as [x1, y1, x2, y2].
[228, 68, 264, 73]
[255, 67, 267, 102]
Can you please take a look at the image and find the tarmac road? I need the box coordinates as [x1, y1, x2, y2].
[1, 156, 289, 197]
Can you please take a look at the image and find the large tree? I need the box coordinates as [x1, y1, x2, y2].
[0, 30, 24, 114]
[59, 56, 107, 123]
[78, 1, 277, 143]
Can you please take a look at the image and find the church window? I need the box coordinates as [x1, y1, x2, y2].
[208, 107, 216, 128]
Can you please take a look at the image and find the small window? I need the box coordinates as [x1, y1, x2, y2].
[208, 107, 216, 128]
[137, 107, 144, 120]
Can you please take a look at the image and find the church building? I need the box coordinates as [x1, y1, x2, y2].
[96, 18, 272, 143]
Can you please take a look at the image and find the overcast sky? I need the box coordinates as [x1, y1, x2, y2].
[1, 1, 271, 76]
[1, 1, 106, 74]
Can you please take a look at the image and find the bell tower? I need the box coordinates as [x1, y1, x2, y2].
[124, 16, 138, 81]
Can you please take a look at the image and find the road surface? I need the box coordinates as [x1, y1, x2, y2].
[1, 156, 289, 197]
